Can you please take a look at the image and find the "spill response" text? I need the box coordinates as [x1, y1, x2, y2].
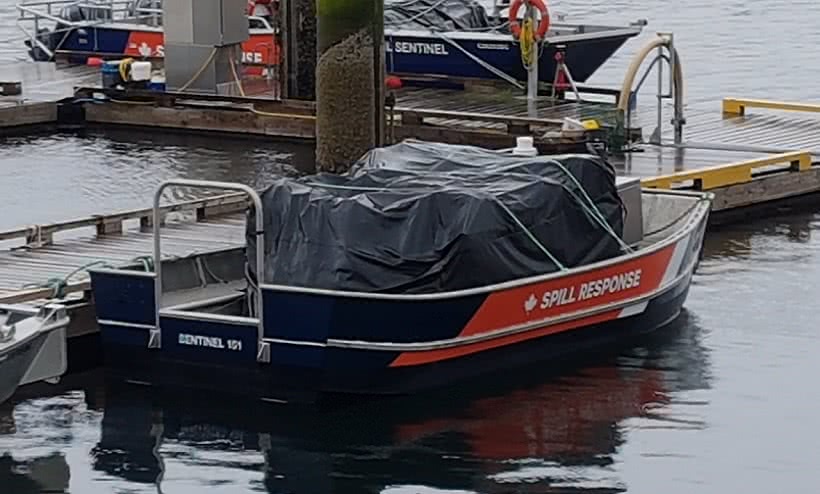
[539, 269, 643, 309]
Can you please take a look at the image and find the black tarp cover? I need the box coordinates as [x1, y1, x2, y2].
[247, 141, 625, 294]
[384, 0, 493, 31]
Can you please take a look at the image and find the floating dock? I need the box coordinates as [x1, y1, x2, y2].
[68, 85, 620, 153]
[0, 62, 97, 130]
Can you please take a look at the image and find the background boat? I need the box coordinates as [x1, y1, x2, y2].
[0, 304, 69, 405]
[16, 0, 643, 85]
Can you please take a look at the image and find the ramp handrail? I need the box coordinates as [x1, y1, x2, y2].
[150, 179, 269, 363]
[640, 150, 813, 190]
[722, 98, 820, 117]
[616, 33, 685, 147]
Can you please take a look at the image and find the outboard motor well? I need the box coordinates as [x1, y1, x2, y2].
[25, 27, 59, 61]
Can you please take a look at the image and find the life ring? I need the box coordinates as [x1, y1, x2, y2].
[509, 0, 551, 40]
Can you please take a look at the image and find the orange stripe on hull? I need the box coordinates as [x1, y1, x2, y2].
[123, 31, 281, 65]
[459, 244, 677, 338]
[389, 241, 683, 368]
[389, 309, 621, 367]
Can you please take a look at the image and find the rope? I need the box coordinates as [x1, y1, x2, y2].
[22, 260, 114, 299]
[22, 255, 155, 300]
[519, 17, 535, 69]
[542, 158, 635, 253]
[200, 257, 228, 284]
[245, 261, 258, 318]
[434, 32, 524, 90]
[299, 178, 570, 269]
[119, 57, 134, 82]
[228, 50, 247, 97]
[177, 48, 218, 92]
[491, 196, 567, 270]
[133, 255, 155, 272]
[296, 177, 627, 271]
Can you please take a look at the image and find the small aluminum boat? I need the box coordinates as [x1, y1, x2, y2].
[88, 143, 712, 402]
[0, 304, 69, 405]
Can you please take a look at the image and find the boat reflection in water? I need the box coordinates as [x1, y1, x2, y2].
[0, 453, 70, 494]
[84, 309, 712, 494]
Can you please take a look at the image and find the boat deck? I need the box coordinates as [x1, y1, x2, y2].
[677, 104, 820, 154]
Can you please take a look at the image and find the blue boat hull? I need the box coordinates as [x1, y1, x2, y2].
[31, 25, 639, 84]
[93, 275, 691, 403]
[385, 32, 637, 83]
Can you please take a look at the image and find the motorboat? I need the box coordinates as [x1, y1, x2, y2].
[0, 304, 69, 405]
[87, 140, 711, 403]
[17, 0, 644, 86]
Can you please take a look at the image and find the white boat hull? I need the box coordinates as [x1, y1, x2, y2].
[0, 304, 70, 405]
[0, 330, 50, 404]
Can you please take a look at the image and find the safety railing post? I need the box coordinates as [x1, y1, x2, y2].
[149, 179, 270, 364]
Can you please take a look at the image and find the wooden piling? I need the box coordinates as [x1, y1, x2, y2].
[283, 0, 317, 100]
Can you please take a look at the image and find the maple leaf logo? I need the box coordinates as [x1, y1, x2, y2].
[138, 42, 151, 58]
[524, 293, 538, 313]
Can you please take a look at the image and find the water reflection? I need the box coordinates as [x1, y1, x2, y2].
[0, 452, 70, 493]
[0, 310, 702, 494]
[695, 211, 816, 271]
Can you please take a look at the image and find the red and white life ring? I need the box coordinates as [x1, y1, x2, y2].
[508, 0, 551, 40]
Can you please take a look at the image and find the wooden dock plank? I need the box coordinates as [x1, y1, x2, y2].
[393, 87, 632, 130]
[659, 102, 820, 154]
[611, 145, 770, 178]
[0, 216, 246, 303]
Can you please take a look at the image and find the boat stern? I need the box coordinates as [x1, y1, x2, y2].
[89, 266, 157, 353]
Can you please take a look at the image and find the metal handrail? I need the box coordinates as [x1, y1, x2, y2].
[616, 33, 685, 147]
[15, 0, 275, 59]
[150, 179, 268, 363]
[16, 0, 162, 31]
[16, 0, 145, 59]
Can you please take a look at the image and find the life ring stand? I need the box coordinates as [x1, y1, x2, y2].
[509, 0, 551, 40]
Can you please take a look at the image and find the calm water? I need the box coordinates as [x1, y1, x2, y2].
[0, 129, 313, 229]
[2, 0, 820, 492]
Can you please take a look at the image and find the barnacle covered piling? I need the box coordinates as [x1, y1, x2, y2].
[316, 0, 384, 172]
